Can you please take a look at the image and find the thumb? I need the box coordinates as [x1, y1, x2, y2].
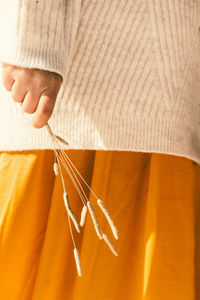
[31, 91, 57, 129]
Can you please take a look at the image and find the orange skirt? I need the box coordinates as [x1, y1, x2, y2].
[0, 150, 200, 300]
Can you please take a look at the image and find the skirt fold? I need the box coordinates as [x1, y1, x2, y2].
[0, 150, 199, 300]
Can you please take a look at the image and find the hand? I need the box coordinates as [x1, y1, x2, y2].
[2, 63, 62, 128]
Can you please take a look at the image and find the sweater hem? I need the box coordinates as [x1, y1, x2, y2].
[0, 146, 198, 166]
[0, 109, 199, 166]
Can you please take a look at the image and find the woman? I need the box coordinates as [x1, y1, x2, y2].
[0, 0, 200, 299]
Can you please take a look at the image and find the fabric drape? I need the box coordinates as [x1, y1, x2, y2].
[0, 150, 199, 299]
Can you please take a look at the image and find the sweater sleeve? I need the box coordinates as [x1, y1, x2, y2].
[0, 0, 67, 79]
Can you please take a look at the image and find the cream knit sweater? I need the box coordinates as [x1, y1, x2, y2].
[0, 0, 200, 165]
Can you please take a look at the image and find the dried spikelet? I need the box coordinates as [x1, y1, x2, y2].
[63, 192, 80, 233]
[45, 122, 119, 273]
[80, 205, 87, 227]
[53, 162, 59, 176]
[87, 201, 102, 239]
[97, 199, 118, 240]
[45, 123, 69, 145]
[73, 248, 82, 276]
[102, 233, 118, 256]
[55, 135, 69, 146]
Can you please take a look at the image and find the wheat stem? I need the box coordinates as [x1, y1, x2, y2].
[45, 123, 119, 268]
[102, 233, 118, 256]
[63, 192, 80, 233]
[57, 150, 87, 206]
[55, 134, 69, 146]
[73, 247, 82, 277]
[97, 199, 118, 240]
[53, 148, 66, 193]
[47, 128, 87, 207]
[58, 152, 86, 206]
[53, 162, 59, 176]
[60, 147, 98, 200]
[46, 125, 88, 206]
[66, 212, 76, 248]
[87, 201, 102, 239]
[80, 205, 88, 227]
[58, 146, 118, 240]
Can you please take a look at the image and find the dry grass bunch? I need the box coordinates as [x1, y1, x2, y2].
[45, 123, 119, 277]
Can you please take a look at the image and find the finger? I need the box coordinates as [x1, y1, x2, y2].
[21, 91, 40, 114]
[11, 80, 27, 103]
[2, 68, 14, 91]
[31, 93, 56, 128]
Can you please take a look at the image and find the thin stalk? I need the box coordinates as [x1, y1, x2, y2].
[53, 137, 98, 201]
[47, 128, 88, 206]
[46, 124, 94, 200]
[57, 149, 88, 205]
[58, 152, 86, 206]
[61, 149, 98, 199]
[52, 140, 77, 247]
[54, 148, 66, 193]
[67, 208, 76, 249]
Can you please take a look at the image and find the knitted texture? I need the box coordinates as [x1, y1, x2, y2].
[0, 0, 200, 165]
